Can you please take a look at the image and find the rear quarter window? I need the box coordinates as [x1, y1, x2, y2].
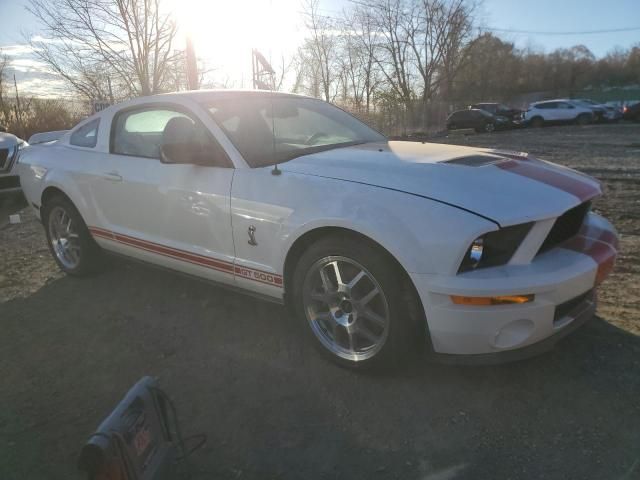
[70, 119, 100, 148]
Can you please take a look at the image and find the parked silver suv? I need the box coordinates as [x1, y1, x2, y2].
[524, 100, 594, 128]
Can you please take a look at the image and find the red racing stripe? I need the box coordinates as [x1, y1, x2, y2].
[88, 226, 283, 287]
[563, 235, 617, 286]
[496, 159, 600, 202]
[113, 233, 234, 273]
[579, 223, 619, 249]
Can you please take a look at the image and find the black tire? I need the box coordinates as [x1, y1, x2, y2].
[576, 113, 591, 126]
[292, 233, 419, 370]
[41, 194, 103, 276]
[530, 116, 544, 128]
[484, 122, 496, 133]
[448, 123, 457, 130]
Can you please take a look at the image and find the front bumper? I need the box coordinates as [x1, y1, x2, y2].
[0, 174, 21, 193]
[411, 213, 618, 361]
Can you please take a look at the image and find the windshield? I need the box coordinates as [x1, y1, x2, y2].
[573, 100, 592, 108]
[201, 95, 386, 167]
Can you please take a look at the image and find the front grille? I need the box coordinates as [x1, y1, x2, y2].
[0, 175, 20, 190]
[0, 145, 17, 174]
[538, 201, 590, 254]
[554, 290, 594, 324]
[0, 148, 10, 172]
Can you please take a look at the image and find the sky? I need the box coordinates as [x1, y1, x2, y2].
[0, 0, 638, 97]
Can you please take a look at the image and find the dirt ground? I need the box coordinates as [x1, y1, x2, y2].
[1, 123, 639, 479]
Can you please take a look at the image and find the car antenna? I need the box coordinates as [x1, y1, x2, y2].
[267, 47, 281, 176]
[270, 88, 281, 176]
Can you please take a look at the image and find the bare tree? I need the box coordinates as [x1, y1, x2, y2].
[425, 0, 475, 101]
[340, 5, 380, 112]
[27, 0, 178, 100]
[302, 0, 340, 101]
[0, 51, 12, 125]
[367, 0, 415, 112]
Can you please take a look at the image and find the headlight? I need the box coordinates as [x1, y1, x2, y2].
[458, 222, 533, 273]
[14, 140, 28, 164]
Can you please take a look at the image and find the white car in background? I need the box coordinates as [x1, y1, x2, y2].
[571, 98, 621, 122]
[16, 90, 618, 369]
[0, 133, 26, 193]
[524, 100, 594, 128]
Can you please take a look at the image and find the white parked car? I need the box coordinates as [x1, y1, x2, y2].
[524, 99, 594, 127]
[17, 91, 618, 368]
[0, 132, 26, 193]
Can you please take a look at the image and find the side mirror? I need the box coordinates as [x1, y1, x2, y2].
[160, 141, 220, 167]
[160, 141, 194, 165]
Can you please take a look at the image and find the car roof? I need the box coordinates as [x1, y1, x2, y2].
[533, 99, 566, 105]
[88, 89, 316, 121]
[157, 89, 309, 101]
[452, 108, 483, 114]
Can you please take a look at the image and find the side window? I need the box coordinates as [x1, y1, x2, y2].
[70, 119, 99, 148]
[112, 108, 189, 159]
[111, 106, 230, 167]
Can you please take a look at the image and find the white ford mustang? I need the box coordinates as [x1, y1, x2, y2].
[17, 90, 618, 368]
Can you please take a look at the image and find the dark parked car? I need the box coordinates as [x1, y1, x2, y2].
[470, 102, 523, 122]
[622, 102, 640, 122]
[446, 108, 509, 133]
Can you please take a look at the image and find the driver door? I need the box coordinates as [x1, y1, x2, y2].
[89, 104, 236, 285]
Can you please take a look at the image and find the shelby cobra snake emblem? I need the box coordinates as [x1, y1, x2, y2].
[248, 225, 258, 246]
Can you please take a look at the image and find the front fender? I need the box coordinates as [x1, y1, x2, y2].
[231, 168, 497, 279]
[279, 185, 497, 276]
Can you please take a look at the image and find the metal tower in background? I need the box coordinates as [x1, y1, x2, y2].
[251, 49, 275, 90]
[186, 35, 199, 90]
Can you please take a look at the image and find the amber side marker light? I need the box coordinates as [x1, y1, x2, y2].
[451, 294, 535, 306]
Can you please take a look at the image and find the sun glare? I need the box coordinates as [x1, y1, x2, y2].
[167, 0, 303, 85]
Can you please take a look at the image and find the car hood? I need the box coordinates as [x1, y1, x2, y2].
[281, 141, 601, 226]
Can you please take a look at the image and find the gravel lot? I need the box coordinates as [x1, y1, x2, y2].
[1, 123, 639, 479]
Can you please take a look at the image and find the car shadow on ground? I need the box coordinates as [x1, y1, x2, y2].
[1, 259, 639, 479]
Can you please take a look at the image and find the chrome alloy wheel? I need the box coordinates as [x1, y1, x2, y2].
[302, 256, 390, 361]
[48, 206, 81, 269]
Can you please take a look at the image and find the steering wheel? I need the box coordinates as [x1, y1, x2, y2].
[305, 132, 329, 145]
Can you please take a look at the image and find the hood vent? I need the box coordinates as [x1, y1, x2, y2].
[443, 154, 506, 167]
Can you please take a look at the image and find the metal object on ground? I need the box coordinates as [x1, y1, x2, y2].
[78, 377, 180, 480]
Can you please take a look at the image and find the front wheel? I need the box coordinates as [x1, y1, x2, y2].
[530, 117, 544, 128]
[576, 113, 591, 125]
[292, 234, 418, 369]
[42, 195, 103, 275]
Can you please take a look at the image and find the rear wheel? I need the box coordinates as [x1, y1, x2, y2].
[292, 234, 418, 370]
[484, 122, 495, 133]
[42, 195, 103, 275]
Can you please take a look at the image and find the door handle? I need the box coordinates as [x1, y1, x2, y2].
[101, 171, 123, 182]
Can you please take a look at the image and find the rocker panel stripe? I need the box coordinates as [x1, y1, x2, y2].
[88, 227, 283, 287]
